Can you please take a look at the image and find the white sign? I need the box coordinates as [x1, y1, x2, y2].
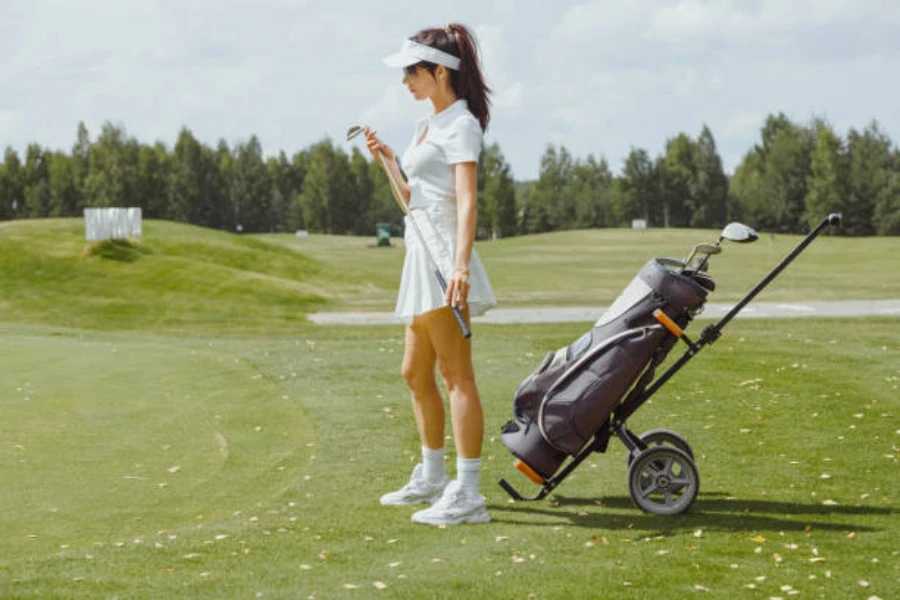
[84, 208, 143, 241]
[631, 219, 647, 230]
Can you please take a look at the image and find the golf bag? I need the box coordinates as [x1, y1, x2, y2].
[500, 258, 711, 479]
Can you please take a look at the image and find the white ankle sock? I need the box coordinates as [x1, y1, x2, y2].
[457, 457, 482, 496]
[422, 446, 446, 484]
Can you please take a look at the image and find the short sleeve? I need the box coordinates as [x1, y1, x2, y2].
[443, 116, 483, 164]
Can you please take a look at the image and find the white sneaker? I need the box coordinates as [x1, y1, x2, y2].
[380, 464, 449, 506]
[411, 480, 490, 526]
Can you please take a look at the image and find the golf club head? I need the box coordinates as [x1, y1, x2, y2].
[346, 125, 366, 141]
[719, 222, 758, 244]
[695, 243, 722, 256]
[682, 243, 723, 273]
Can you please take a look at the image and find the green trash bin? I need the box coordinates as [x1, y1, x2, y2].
[375, 223, 392, 247]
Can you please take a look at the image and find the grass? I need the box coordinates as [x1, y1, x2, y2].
[0, 218, 897, 598]
[0, 219, 326, 334]
[1, 319, 897, 599]
[261, 226, 900, 310]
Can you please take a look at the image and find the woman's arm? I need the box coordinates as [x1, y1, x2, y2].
[446, 161, 478, 307]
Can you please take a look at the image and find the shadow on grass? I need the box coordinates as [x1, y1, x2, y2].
[84, 239, 151, 262]
[490, 491, 893, 533]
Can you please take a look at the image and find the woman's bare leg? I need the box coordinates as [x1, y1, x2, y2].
[401, 316, 444, 450]
[423, 307, 483, 459]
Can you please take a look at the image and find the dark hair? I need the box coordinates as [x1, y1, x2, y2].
[407, 23, 491, 132]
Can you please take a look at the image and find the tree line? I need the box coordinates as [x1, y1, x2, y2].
[1, 114, 897, 238]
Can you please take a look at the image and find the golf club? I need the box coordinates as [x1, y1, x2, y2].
[347, 125, 471, 338]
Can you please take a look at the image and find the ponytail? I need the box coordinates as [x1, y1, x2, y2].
[410, 23, 492, 132]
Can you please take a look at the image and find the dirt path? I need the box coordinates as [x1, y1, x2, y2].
[309, 299, 900, 325]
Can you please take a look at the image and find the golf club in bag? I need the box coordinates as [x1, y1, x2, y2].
[346, 125, 470, 338]
[499, 213, 843, 515]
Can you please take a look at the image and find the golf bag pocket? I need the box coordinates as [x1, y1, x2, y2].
[539, 327, 667, 455]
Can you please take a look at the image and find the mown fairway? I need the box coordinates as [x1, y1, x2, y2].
[1, 219, 897, 599]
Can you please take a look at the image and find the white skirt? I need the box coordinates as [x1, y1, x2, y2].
[394, 202, 497, 321]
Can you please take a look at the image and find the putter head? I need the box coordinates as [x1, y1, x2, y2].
[346, 125, 366, 141]
[719, 222, 758, 244]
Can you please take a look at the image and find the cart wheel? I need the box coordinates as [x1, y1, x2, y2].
[627, 446, 699, 515]
[628, 428, 694, 466]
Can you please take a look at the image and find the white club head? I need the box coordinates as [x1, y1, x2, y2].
[719, 222, 758, 244]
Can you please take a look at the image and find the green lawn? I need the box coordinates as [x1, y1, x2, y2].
[0, 219, 897, 599]
[260, 226, 900, 310]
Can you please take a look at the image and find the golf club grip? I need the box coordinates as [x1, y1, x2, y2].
[435, 270, 472, 338]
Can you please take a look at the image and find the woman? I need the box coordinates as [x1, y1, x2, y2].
[365, 23, 496, 526]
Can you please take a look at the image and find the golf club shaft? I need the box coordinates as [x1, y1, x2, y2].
[375, 152, 471, 339]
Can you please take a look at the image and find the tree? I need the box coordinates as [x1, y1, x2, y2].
[348, 147, 373, 235]
[872, 149, 900, 235]
[757, 120, 815, 232]
[478, 143, 517, 238]
[568, 155, 614, 228]
[527, 145, 573, 232]
[690, 125, 729, 227]
[136, 142, 171, 219]
[0, 148, 24, 219]
[614, 147, 658, 226]
[805, 120, 848, 230]
[232, 135, 272, 232]
[83, 123, 139, 208]
[47, 152, 80, 217]
[845, 122, 892, 235]
[71, 122, 91, 201]
[299, 139, 355, 234]
[23, 144, 51, 218]
[657, 134, 696, 228]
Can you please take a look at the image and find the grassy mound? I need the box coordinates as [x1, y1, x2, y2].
[0, 219, 328, 334]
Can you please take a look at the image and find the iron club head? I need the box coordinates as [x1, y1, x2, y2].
[346, 125, 366, 141]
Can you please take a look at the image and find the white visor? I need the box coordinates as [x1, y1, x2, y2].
[383, 39, 460, 70]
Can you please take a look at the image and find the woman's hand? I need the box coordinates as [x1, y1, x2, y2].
[446, 267, 470, 309]
[364, 129, 395, 163]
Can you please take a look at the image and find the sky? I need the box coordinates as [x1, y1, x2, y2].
[1, 0, 898, 181]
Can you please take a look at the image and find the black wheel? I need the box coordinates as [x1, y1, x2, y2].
[627, 428, 694, 466]
[627, 446, 699, 515]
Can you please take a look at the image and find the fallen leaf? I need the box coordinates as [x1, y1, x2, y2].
[374, 581, 387, 590]
[343, 584, 358, 589]
[859, 580, 870, 588]
[822, 499, 839, 506]
[848, 532, 857, 540]
[751, 536, 766, 543]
